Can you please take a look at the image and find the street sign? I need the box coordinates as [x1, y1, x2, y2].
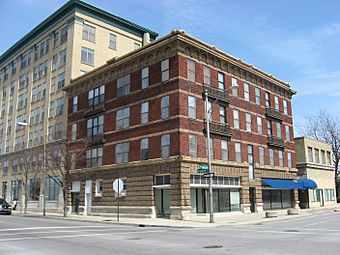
[197, 164, 209, 173]
[203, 173, 214, 178]
[113, 178, 124, 194]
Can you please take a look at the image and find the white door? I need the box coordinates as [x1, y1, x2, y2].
[84, 180, 92, 215]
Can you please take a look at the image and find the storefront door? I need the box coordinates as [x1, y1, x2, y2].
[71, 192, 80, 214]
[155, 188, 171, 217]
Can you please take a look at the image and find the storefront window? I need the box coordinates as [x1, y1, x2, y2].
[262, 189, 293, 210]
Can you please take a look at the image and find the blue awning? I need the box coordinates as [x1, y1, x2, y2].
[297, 179, 317, 189]
[262, 179, 302, 189]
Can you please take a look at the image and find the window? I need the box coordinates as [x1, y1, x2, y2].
[188, 96, 196, 119]
[248, 145, 254, 180]
[312, 189, 321, 202]
[52, 54, 58, 71]
[59, 49, 67, 67]
[235, 143, 241, 163]
[244, 83, 249, 101]
[278, 150, 283, 167]
[81, 47, 94, 65]
[95, 179, 103, 197]
[70, 153, 76, 170]
[187, 59, 195, 82]
[161, 96, 169, 119]
[72, 96, 78, 113]
[116, 107, 130, 130]
[60, 27, 68, 44]
[56, 97, 64, 115]
[321, 150, 326, 164]
[255, 87, 261, 105]
[82, 24, 95, 42]
[257, 117, 263, 135]
[161, 134, 170, 159]
[117, 74, 130, 97]
[285, 125, 290, 142]
[109, 34, 117, 49]
[259, 147, 265, 165]
[45, 177, 60, 201]
[50, 77, 56, 95]
[141, 138, 149, 160]
[221, 140, 228, 161]
[276, 122, 281, 138]
[308, 147, 313, 162]
[141, 67, 149, 89]
[57, 72, 65, 90]
[189, 134, 197, 157]
[88, 85, 105, 107]
[87, 115, 104, 137]
[265, 92, 270, 107]
[327, 151, 332, 165]
[71, 124, 77, 141]
[161, 59, 169, 82]
[269, 149, 274, 166]
[314, 149, 320, 163]
[233, 109, 240, 129]
[274, 96, 279, 111]
[203, 66, 211, 85]
[246, 113, 252, 132]
[116, 142, 129, 163]
[325, 189, 335, 201]
[141, 102, 149, 124]
[49, 101, 54, 117]
[218, 72, 225, 90]
[86, 147, 103, 167]
[287, 152, 292, 168]
[11, 180, 21, 201]
[267, 120, 272, 136]
[54, 31, 59, 48]
[283, 99, 288, 114]
[219, 106, 226, 124]
[232, 78, 238, 96]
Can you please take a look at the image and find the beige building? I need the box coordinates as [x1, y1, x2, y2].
[295, 137, 336, 208]
[0, 0, 157, 211]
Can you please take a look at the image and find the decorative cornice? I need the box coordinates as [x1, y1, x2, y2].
[66, 30, 296, 99]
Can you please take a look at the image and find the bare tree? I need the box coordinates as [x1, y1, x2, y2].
[302, 110, 340, 200]
[43, 138, 88, 217]
[11, 146, 39, 214]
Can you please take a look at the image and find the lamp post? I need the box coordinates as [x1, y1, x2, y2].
[204, 83, 238, 224]
[18, 121, 46, 216]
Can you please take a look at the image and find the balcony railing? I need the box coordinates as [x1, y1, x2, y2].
[203, 85, 231, 104]
[265, 107, 283, 121]
[86, 134, 105, 145]
[83, 104, 105, 117]
[267, 135, 285, 148]
[204, 121, 232, 138]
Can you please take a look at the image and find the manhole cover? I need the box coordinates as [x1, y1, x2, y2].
[203, 245, 223, 249]
[102, 219, 113, 222]
[284, 229, 299, 232]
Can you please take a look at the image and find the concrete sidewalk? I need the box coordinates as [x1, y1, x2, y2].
[12, 206, 340, 228]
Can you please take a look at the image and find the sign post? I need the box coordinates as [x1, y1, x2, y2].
[113, 178, 124, 222]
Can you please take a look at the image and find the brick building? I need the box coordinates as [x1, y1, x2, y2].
[66, 30, 297, 219]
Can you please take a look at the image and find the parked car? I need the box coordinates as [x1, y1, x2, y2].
[0, 199, 12, 215]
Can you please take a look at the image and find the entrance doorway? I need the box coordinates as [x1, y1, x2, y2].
[249, 187, 256, 213]
[319, 189, 324, 207]
[155, 188, 171, 217]
[71, 192, 80, 214]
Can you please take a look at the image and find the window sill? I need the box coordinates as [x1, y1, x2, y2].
[81, 61, 95, 67]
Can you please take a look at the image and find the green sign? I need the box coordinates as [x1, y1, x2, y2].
[197, 164, 209, 173]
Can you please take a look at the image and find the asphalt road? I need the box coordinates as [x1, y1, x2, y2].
[0, 211, 339, 255]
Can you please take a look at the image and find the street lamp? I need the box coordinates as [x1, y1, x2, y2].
[18, 121, 46, 216]
[204, 83, 238, 223]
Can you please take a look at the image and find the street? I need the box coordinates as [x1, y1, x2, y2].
[0, 212, 339, 255]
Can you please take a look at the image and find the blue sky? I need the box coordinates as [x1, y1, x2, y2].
[1, 0, 339, 135]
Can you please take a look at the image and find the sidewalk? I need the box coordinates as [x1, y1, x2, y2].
[12, 206, 339, 228]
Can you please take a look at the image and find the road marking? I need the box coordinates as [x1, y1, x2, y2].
[303, 220, 329, 227]
[0, 225, 117, 232]
[218, 228, 340, 236]
[0, 229, 168, 242]
[0, 228, 137, 237]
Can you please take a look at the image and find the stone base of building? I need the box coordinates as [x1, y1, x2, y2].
[241, 204, 251, 214]
[256, 203, 264, 213]
[87, 206, 156, 218]
[170, 206, 192, 220]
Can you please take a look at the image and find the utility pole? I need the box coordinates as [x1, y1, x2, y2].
[204, 89, 214, 223]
